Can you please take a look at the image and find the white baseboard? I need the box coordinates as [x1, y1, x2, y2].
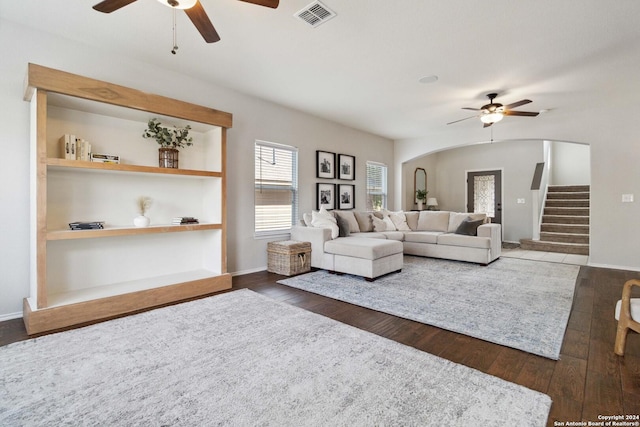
[230, 266, 268, 277]
[587, 262, 640, 273]
[0, 312, 23, 322]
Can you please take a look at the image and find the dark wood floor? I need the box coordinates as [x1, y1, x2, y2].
[1, 263, 639, 426]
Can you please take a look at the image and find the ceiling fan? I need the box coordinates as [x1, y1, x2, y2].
[447, 93, 539, 128]
[92, 0, 279, 44]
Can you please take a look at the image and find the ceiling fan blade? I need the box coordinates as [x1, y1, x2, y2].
[462, 107, 481, 111]
[503, 99, 532, 110]
[504, 110, 539, 117]
[184, 1, 220, 43]
[93, 0, 138, 13]
[447, 115, 477, 125]
[237, 0, 280, 8]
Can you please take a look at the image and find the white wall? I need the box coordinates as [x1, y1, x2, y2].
[0, 19, 393, 318]
[550, 141, 590, 186]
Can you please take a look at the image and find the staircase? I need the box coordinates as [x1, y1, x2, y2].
[520, 185, 590, 255]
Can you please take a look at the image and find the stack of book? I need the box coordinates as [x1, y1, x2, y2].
[172, 217, 199, 225]
[69, 221, 105, 230]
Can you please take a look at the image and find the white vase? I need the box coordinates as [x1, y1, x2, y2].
[417, 201, 424, 210]
[133, 215, 150, 228]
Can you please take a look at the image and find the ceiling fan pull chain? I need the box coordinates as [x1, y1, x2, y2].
[171, 8, 178, 54]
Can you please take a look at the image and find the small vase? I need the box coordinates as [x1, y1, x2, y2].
[134, 215, 150, 228]
[158, 148, 179, 168]
[417, 201, 424, 210]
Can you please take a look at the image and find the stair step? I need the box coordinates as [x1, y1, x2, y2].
[546, 192, 590, 200]
[548, 185, 590, 193]
[542, 215, 589, 225]
[542, 223, 590, 234]
[544, 207, 590, 216]
[540, 232, 589, 244]
[520, 239, 589, 255]
[545, 199, 590, 207]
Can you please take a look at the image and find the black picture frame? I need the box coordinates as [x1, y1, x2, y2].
[338, 154, 355, 180]
[316, 183, 336, 210]
[338, 184, 355, 210]
[316, 150, 336, 179]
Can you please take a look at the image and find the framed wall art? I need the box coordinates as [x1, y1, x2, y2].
[338, 184, 355, 210]
[316, 183, 336, 210]
[316, 150, 336, 179]
[338, 154, 355, 180]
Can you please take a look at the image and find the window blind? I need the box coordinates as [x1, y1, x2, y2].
[255, 141, 298, 236]
[366, 161, 387, 211]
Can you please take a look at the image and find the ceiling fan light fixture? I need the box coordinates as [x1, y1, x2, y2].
[157, 0, 197, 9]
[481, 112, 504, 124]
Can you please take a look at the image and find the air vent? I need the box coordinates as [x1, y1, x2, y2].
[295, 1, 336, 28]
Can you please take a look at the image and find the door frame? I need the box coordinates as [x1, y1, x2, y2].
[465, 168, 504, 226]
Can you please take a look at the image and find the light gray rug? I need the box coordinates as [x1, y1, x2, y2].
[1, 289, 550, 426]
[279, 256, 579, 360]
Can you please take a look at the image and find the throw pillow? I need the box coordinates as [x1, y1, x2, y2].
[389, 211, 411, 231]
[303, 212, 312, 227]
[382, 216, 397, 231]
[372, 216, 387, 232]
[354, 212, 373, 232]
[455, 217, 485, 236]
[449, 212, 488, 232]
[311, 207, 339, 239]
[334, 210, 360, 233]
[336, 215, 351, 237]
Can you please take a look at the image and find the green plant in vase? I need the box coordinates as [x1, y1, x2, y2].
[142, 118, 193, 168]
[416, 189, 428, 210]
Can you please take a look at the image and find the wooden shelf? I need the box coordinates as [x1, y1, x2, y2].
[47, 223, 222, 241]
[23, 272, 232, 334]
[47, 158, 221, 178]
[24, 64, 231, 332]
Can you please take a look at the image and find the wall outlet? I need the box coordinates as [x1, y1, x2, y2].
[622, 194, 634, 203]
[517, 198, 526, 204]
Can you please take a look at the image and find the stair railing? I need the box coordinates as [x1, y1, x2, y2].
[530, 161, 550, 240]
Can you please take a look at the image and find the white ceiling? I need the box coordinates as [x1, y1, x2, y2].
[2, 0, 640, 141]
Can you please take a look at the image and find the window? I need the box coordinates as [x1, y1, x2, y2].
[255, 141, 298, 237]
[366, 161, 387, 211]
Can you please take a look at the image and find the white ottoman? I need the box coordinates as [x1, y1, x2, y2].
[324, 237, 403, 280]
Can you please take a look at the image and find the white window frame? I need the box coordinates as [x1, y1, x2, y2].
[254, 140, 298, 238]
[366, 161, 387, 211]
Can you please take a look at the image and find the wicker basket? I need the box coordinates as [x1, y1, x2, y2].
[267, 240, 311, 276]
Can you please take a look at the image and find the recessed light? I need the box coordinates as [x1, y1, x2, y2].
[418, 75, 438, 84]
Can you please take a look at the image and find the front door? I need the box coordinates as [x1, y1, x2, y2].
[467, 170, 502, 224]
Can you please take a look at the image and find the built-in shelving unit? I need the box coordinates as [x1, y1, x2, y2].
[23, 63, 233, 334]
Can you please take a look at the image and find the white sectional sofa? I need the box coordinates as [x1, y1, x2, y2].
[290, 209, 501, 279]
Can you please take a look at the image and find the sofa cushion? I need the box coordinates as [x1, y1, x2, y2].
[417, 211, 450, 232]
[355, 232, 389, 239]
[336, 214, 351, 237]
[448, 212, 488, 232]
[334, 210, 360, 233]
[381, 231, 405, 241]
[437, 233, 491, 249]
[404, 211, 419, 230]
[389, 211, 411, 231]
[404, 231, 443, 244]
[311, 207, 339, 239]
[455, 217, 485, 236]
[325, 237, 403, 260]
[354, 212, 373, 232]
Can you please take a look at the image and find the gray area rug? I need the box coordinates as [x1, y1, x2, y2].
[1, 289, 550, 426]
[279, 256, 579, 360]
